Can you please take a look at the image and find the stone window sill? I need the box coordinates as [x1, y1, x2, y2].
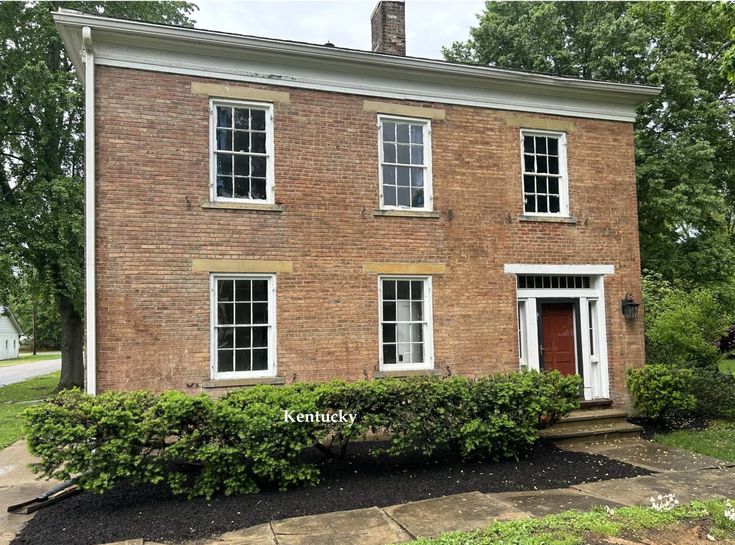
[202, 376, 285, 388]
[373, 209, 441, 219]
[518, 215, 577, 225]
[373, 369, 443, 379]
[202, 201, 284, 212]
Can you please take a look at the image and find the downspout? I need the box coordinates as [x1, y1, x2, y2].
[82, 27, 96, 395]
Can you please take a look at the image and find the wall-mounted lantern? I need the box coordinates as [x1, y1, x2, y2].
[621, 293, 640, 320]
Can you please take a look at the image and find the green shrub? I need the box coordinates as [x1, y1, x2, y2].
[312, 373, 581, 461]
[457, 371, 580, 460]
[687, 365, 735, 420]
[24, 389, 160, 493]
[627, 365, 697, 421]
[24, 371, 581, 498]
[369, 377, 471, 458]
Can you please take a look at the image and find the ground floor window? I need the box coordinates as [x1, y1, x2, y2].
[211, 274, 276, 378]
[379, 276, 434, 369]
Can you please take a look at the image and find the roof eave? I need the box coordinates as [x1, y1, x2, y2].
[52, 9, 661, 105]
[0, 307, 24, 336]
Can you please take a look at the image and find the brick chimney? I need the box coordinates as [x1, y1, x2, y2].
[371, 1, 406, 56]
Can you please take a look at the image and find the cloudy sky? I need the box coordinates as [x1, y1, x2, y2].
[194, 1, 486, 59]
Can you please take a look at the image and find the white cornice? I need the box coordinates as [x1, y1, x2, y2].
[53, 9, 660, 122]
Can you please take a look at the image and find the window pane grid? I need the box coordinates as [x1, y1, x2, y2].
[522, 133, 562, 214]
[215, 278, 271, 374]
[215, 105, 269, 201]
[381, 279, 427, 365]
[381, 119, 428, 209]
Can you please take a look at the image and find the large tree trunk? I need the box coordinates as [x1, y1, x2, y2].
[58, 293, 84, 390]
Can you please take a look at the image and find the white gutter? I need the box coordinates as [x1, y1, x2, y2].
[83, 26, 96, 395]
[53, 9, 661, 102]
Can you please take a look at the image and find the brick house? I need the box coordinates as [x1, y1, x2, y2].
[54, 3, 658, 408]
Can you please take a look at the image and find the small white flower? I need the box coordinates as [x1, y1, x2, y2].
[604, 505, 615, 516]
[724, 500, 735, 522]
[650, 493, 679, 512]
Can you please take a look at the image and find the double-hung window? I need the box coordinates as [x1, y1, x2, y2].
[521, 130, 568, 216]
[379, 116, 432, 210]
[211, 100, 274, 203]
[212, 275, 276, 378]
[379, 277, 434, 369]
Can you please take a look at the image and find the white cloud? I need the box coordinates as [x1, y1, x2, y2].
[193, 0, 485, 59]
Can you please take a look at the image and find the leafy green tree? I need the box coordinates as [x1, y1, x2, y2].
[642, 271, 734, 366]
[445, 2, 735, 286]
[1, 266, 62, 351]
[0, 1, 196, 389]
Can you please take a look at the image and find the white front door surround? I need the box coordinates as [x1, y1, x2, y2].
[505, 264, 613, 400]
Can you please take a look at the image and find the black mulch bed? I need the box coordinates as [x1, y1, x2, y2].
[12, 440, 653, 545]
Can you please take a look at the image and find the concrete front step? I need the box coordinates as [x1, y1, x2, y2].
[579, 398, 613, 409]
[560, 408, 629, 422]
[539, 420, 643, 442]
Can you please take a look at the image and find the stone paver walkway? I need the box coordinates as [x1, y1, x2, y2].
[0, 441, 61, 545]
[560, 436, 729, 472]
[3, 437, 734, 545]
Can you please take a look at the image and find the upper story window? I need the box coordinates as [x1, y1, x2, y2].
[379, 116, 433, 211]
[212, 274, 276, 378]
[211, 100, 274, 204]
[521, 130, 568, 216]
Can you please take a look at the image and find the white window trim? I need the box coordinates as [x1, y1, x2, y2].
[377, 114, 434, 212]
[209, 98, 275, 205]
[210, 273, 277, 379]
[519, 128, 569, 217]
[378, 275, 435, 371]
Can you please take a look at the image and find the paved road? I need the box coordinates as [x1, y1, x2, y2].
[0, 358, 61, 387]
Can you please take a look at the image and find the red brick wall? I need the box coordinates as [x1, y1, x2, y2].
[371, 1, 406, 55]
[94, 66, 645, 406]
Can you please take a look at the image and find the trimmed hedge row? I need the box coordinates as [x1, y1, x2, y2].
[24, 372, 581, 498]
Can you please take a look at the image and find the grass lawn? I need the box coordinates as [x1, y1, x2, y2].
[407, 500, 735, 545]
[0, 351, 61, 368]
[655, 420, 735, 463]
[720, 358, 735, 376]
[0, 371, 59, 450]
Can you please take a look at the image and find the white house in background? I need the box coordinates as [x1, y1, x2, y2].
[0, 306, 23, 360]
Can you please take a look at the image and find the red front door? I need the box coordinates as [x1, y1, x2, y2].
[540, 303, 577, 375]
